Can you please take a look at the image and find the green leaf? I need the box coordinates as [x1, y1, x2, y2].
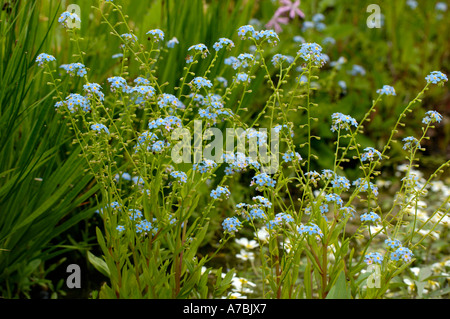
[326, 271, 352, 299]
[87, 251, 110, 278]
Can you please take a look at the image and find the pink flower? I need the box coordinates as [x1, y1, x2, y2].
[275, 0, 305, 20]
[265, 15, 290, 33]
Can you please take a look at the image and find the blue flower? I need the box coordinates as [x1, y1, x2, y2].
[62, 93, 90, 112]
[193, 159, 217, 173]
[422, 110, 443, 125]
[321, 169, 335, 179]
[170, 170, 188, 183]
[425, 71, 448, 84]
[121, 33, 138, 44]
[237, 25, 256, 39]
[149, 115, 182, 132]
[60, 63, 87, 77]
[36, 53, 56, 67]
[107, 76, 128, 92]
[246, 207, 266, 221]
[210, 186, 230, 199]
[237, 53, 255, 68]
[213, 38, 234, 51]
[91, 123, 110, 134]
[376, 85, 396, 96]
[116, 225, 125, 232]
[352, 178, 379, 196]
[188, 43, 209, 59]
[254, 29, 280, 45]
[83, 82, 105, 101]
[146, 29, 164, 42]
[252, 195, 272, 208]
[132, 85, 156, 100]
[136, 219, 157, 235]
[324, 193, 343, 206]
[298, 43, 327, 67]
[224, 56, 240, 69]
[298, 223, 323, 238]
[222, 216, 242, 233]
[364, 252, 383, 265]
[251, 173, 276, 188]
[402, 136, 420, 150]
[191, 77, 213, 90]
[330, 112, 358, 132]
[331, 175, 351, 191]
[348, 64, 366, 76]
[360, 211, 381, 223]
[272, 53, 294, 67]
[128, 209, 143, 220]
[157, 93, 184, 109]
[322, 37, 336, 46]
[150, 140, 166, 153]
[235, 73, 250, 84]
[58, 11, 81, 28]
[267, 213, 294, 230]
[361, 147, 382, 162]
[390, 246, 413, 263]
[340, 206, 356, 218]
[435, 2, 447, 12]
[385, 238, 402, 249]
[111, 53, 123, 59]
[167, 37, 179, 48]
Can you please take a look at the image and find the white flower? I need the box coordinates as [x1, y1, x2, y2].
[231, 277, 256, 293]
[256, 227, 270, 242]
[236, 249, 255, 262]
[410, 267, 420, 277]
[403, 278, 415, 294]
[235, 237, 259, 249]
[225, 291, 247, 299]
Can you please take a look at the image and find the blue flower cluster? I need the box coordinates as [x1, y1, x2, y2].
[251, 173, 276, 188]
[91, 123, 110, 134]
[364, 252, 383, 265]
[193, 159, 217, 174]
[360, 211, 381, 223]
[222, 152, 260, 175]
[267, 213, 294, 230]
[297, 43, 327, 67]
[425, 71, 448, 84]
[36, 53, 56, 67]
[402, 136, 420, 150]
[170, 171, 187, 183]
[83, 82, 105, 101]
[282, 151, 302, 162]
[222, 216, 242, 233]
[60, 62, 87, 77]
[297, 223, 323, 238]
[55, 93, 90, 112]
[422, 110, 443, 125]
[213, 38, 235, 51]
[361, 147, 382, 162]
[376, 85, 396, 96]
[58, 11, 81, 28]
[191, 77, 213, 90]
[330, 112, 358, 132]
[210, 186, 231, 199]
[147, 29, 164, 42]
